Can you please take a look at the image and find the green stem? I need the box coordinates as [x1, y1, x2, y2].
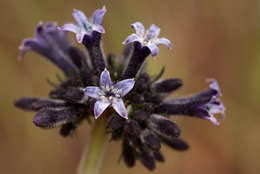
[77, 117, 108, 174]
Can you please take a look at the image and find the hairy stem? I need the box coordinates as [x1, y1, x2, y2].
[122, 42, 150, 79]
[77, 117, 108, 174]
[83, 32, 106, 75]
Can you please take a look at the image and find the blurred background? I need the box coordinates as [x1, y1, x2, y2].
[0, 0, 260, 173]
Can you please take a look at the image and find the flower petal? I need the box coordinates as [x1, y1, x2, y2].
[113, 78, 135, 97]
[112, 99, 128, 119]
[122, 34, 141, 45]
[131, 22, 145, 36]
[207, 78, 222, 96]
[156, 38, 172, 49]
[85, 86, 102, 99]
[91, 6, 106, 25]
[94, 100, 110, 119]
[100, 68, 112, 87]
[146, 43, 159, 58]
[147, 24, 160, 40]
[92, 24, 105, 34]
[73, 9, 88, 28]
[60, 23, 80, 34]
[60, 23, 84, 43]
[205, 114, 220, 126]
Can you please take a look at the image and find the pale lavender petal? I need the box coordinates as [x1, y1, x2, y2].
[60, 23, 80, 34]
[91, 6, 106, 25]
[76, 33, 85, 43]
[85, 86, 102, 99]
[207, 78, 222, 96]
[147, 43, 159, 58]
[203, 98, 225, 126]
[147, 24, 160, 40]
[94, 100, 110, 119]
[100, 68, 112, 87]
[205, 115, 220, 126]
[92, 24, 105, 34]
[112, 99, 128, 119]
[60, 23, 84, 43]
[122, 34, 140, 45]
[131, 22, 145, 36]
[208, 100, 225, 117]
[156, 38, 172, 49]
[113, 78, 135, 97]
[73, 9, 88, 28]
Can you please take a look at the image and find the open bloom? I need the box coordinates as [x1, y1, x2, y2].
[155, 79, 225, 126]
[85, 69, 135, 119]
[123, 22, 171, 57]
[61, 6, 106, 43]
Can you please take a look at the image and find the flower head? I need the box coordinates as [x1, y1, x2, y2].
[123, 22, 171, 58]
[15, 7, 225, 171]
[85, 69, 135, 119]
[61, 6, 106, 43]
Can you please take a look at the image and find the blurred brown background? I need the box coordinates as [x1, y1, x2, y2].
[0, 0, 259, 174]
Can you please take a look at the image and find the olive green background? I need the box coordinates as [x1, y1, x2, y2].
[0, 0, 259, 174]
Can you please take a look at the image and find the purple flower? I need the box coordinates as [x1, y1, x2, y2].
[61, 6, 106, 43]
[198, 79, 225, 125]
[123, 22, 171, 58]
[85, 68, 135, 119]
[156, 79, 225, 126]
[19, 22, 79, 76]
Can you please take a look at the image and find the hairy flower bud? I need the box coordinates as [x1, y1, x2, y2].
[33, 107, 81, 128]
[14, 98, 67, 111]
[148, 114, 181, 138]
[140, 129, 161, 151]
[153, 78, 183, 94]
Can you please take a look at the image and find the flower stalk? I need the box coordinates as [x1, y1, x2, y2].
[79, 116, 108, 174]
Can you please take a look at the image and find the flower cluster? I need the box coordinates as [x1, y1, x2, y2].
[15, 7, 225, 171]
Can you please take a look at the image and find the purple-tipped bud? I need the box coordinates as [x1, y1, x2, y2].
[148, 114, 181, 138]
[61, 88, 87, 103]
[140, 149, 156, 171]
[111, 128, 123, 140]
[33, 107, 80, 128]
[14, 97, 67, 111]
[153, 151, 165, 162]
[132, 109, 150, 122]
[108, 115, 125, 130]
[153, 78, 183, 94]
[124, 119, 141, 136]
[140, 129, 161, 151]
[60, 123, 76, 137]
[122, 138, 136, 168]
[162, 137, 189, 151]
